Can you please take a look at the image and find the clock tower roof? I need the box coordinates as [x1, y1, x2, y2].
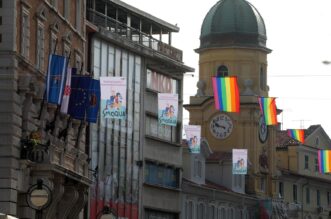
[200, 0, 269, 51]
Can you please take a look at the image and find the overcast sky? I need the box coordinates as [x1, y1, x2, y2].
[122, 0, 331, 136]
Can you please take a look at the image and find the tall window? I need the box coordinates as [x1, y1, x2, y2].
[317, 190, 321, 206]
[21, 7, 30, 58]
[36, 22, 45, 70]
[306, 187, 310, 204]
[293, 184, 298, 203]
[50, 32, 57, 54]
[208, 205, 215, 219]
[63, 0, 70, 20]
[197, 203, 204, 219]
[327, 192, 331, 206]
[304, 155, 309, 169]
[187, 202, 193, 219]
[260, 67, 266, 90]
[216, 65, 228, 77]
[279, 182, 284, 198]
[76, 0, 82, 32]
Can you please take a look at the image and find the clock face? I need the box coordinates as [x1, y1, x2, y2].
[258, 116, 268, 143]
[209, 114, 233, 139]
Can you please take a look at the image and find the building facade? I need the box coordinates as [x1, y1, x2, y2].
[0, 0, 89, 218]
[276, 125, 331, 219]
[86, 1, 193, 219]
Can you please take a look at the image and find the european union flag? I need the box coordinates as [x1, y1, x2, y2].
[46, 54, 68, 105]
[86, 79, 100, 123]
[68, 74, 90, 120]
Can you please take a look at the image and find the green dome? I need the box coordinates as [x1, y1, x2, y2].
[200, 0, 268, 50]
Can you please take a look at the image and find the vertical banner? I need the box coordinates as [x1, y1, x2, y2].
[184, 125, 201, 154]
[158, 93, 178, 126]
[318, 150, 331, 173]
[100, 77, 127, 120]
[212, 76, 240, 113]
[232, 149, 248, 174]
[258, 97, 278, 125]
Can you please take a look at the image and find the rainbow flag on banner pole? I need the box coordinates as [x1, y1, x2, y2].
[287, 129, 305, 143]
[258, 97, 278, 125]
[318, 150, 331, 173]
[212, 76, 240, 113]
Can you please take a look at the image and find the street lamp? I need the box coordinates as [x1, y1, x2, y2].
[26, 179, 52, 219]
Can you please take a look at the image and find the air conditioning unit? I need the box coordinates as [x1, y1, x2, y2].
[317, 206, 324, 213]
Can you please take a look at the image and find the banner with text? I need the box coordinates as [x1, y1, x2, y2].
[100, 77, 127, 120]
[232, 149, 248, 175]
[158, 93, 178, 126]
[184, 125, 201, 154]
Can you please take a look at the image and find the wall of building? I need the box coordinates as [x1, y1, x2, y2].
[89, 37, 141, 219]
[198, 48, 269, 97]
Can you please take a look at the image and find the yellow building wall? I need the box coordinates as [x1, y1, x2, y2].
[198, 48, 269, 97]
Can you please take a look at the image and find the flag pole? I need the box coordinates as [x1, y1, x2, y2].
[37, 39, 59, 120]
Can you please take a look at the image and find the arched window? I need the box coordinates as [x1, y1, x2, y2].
[216, 65, 228, 77]
[197, 203, 205, 219]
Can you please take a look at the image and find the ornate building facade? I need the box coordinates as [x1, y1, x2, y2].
[0, 0, 89, 218]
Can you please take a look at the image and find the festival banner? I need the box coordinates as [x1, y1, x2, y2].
[212, 76, 240, 113]
[287, 129, 305, 143]
[100, 77, 127, 120]
[318, 150, 331, 173]
[184, 125, 201, 154]
[232, 149, 248, 175]
[158, 93, 178, 126]
[258, 97, 278, 125]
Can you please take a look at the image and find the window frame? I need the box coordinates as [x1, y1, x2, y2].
[306, 187, 310, 204]
[21, 5, 30, 58]
[36, 20, 45, 71]
[304, 155, 309, 170]
[293, 184, 298, 203]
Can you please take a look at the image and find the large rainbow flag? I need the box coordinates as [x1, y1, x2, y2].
[258, 97, 278, 125]
[287, 129, 305, 143]
[212, 76, 240, 113]
[318, 150, 331, 173]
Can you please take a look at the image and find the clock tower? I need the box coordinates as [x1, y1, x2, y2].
[184, 0, 279, 197]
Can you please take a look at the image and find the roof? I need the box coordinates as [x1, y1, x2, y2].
[304, 125, 320, 137]
[199, 0, 268, 50]
[276, 130, 300, 149]
[109, 0, 179, 33]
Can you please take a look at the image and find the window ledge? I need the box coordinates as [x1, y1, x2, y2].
[143, 182, 181, 192]
[145, 135, 181, 147]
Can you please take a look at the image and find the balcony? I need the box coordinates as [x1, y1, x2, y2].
[87, 8, 183, 62]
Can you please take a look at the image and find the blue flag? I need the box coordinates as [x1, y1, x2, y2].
[46, 54, 68, 105]
[68, 74, 90, 120]
[86, 79, 100, 123]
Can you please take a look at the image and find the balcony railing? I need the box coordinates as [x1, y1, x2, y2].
[87, 9, 183, 62]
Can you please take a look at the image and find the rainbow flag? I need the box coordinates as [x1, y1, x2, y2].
[212, 76, 240, 113]
[287, 129, 305, 143]
[258, 97, 277, 125]
[318, 150, 331, 173]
